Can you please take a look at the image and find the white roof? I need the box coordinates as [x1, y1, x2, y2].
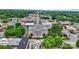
[24, 23, 34, 26]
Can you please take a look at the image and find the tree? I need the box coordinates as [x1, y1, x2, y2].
[15, 22, 21, 28]
[56, 15, 67, 21]
[4, 23, 25, 38]
[6, 25, 14, 30]
[20, 26, 25, 35]
[46, 11, 79, 23]
[5, 28, 15, 37]
[76, 40, 79, 47]
[44, 24, 63, 49]
[2, 19, 8, 23]
[43, 36, 55, 49]
[40, 16, 49, 19]
[0, 9, 28, 19]
[5, 27, 23, 38]
[13, 28, 23, 38]
[15, 23, 25, 35]
[5, 28, 19, 37]
[48, 24, 63, 36]
[43, 35, 63, 48]
[52, 24, 63, 32]
[55, 35, 63, 48]
[0, 14, 8, 19]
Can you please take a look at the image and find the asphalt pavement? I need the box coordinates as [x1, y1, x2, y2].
[17, 37, 28, 49]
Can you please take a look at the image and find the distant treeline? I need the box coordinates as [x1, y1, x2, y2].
[0, 9, 79, 23]
[0, 9, 29, 19]
[45, 11, 79, 23]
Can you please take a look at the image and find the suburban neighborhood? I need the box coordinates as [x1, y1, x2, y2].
[0, 9, 79, 49]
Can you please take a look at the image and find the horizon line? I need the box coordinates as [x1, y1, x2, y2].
[0, 9, 79, 11]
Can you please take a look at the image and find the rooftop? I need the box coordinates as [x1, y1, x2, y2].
[0, 38, 22, 46]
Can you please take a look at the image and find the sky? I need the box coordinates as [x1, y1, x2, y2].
[0, 0, 79, 10]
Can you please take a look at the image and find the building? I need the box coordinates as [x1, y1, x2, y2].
[0, 26, 4, 32]
[59, 21, 71, 25]
[0, 32, 4, 39]
[41, 20, 53, 28]
[64, 25, 76, 31]
[28, 13, 49, 38]
[19, 13, 53, 38]
[73, 23, 79, 29]
[0, 25, 5, 39]
[8, 17, 19, 26]
[0, 38, 22, 48]
[19, 15, 36, 26]
[27, 39, 42, 49]
[0, 37, 28, 49]
[20, 18, 35, 26]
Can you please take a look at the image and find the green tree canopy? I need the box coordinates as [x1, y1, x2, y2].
[43, 35, 63, 48]
[15, 22, 21, 28]
[4, 23, 25, 38]
[54, 35, 63, 48]
[43, 36, 55, 49]
[48, 24, 63, 36]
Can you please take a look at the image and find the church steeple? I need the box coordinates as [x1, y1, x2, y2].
[36, 12, 41, 24]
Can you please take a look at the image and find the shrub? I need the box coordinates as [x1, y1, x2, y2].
[63, 43, 73, 49]
[0, 45, 12, 49]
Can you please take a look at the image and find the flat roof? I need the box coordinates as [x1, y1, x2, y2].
[0, 38, 22, 45]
